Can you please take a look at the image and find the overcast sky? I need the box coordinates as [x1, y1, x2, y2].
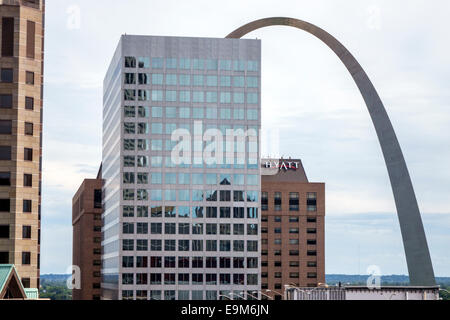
[41, 0, 450, 277]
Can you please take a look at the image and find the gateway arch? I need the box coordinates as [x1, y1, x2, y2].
[226, 17, 435, 286]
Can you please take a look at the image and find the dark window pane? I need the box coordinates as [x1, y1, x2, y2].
[24, 174, 32, 187]
[24, 148, 33, 161]
[125, 57, 136, 68]
[23, 199, 32, 213]
[0, 172, 11, 186]
[94, 189, 102, 208]
[0, 225, 9, 238]
[26, 71, 34, 85]
[0, 199, 10, 212]
[26, 20, 35, 59]
[25, 97, 34, 110]
[1, 69, 13, 82]
[0, 252, 9, 264]
[0, 94, 12, 108]
[25, 122, 33, 135]
[22, 252, 31, 265]
[22, 226, 31, 239]
[0, 120, 12, 134]
[22, 278, 31, 288]
[0, 146, 11, 160]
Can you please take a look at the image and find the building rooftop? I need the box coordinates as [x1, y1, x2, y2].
[0, 264, 39, 299]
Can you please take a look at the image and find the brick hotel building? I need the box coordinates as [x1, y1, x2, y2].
[72, 168, 103, 300]
[261, 159, 325, 299]
[0, 0, 45, 293]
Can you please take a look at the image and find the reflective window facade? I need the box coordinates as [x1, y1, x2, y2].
[102, 35, 261, 300]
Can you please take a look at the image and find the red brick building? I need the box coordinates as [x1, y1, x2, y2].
[261, 158, 325, 299]
[72, 169, 102, 300]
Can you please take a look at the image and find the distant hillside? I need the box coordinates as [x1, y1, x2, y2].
[41, 273, 450, 286]
[326, 274, 450, 286]
[41, 274, 71, 283]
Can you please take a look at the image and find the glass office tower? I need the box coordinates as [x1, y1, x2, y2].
[101, 35, 261, 300]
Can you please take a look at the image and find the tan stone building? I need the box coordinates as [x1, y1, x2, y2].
[261, 158, 325, 299]
[0, 0, 45, 292]
[72, 169, 103, 300]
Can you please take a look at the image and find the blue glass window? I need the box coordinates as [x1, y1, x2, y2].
[165, 173, 177, 184]
[233, 92, 245, 104]
[152, 58, 164, 69]
[233, 108, 245, 120]
[179, 190, 190, 201]
[165, 123, 177, 134]
[192, 174, 203, 185]
[138, 57, 150, 68]
[179, 74, 190, 86]
[166, 107, 177, 118]
[192, 59, 204, 70]
[151, 156, 162, 167]
[206, 174, 217, 185]
[151, 140, 163, 151]
[152, 123, 163, 134]
[247, 191, 258, 202]
[247, 109, 258, 120]
[247, 207, 258, 218]
[247, 60, 258, 71]
[166, 74, 177, 85]
[206, 59, 218, 70]
[234, 174, 245, 185]
[193, 91, 204, 103]
[179, 91, 190, 102]
[178, 207, 190, 218]
[152, 90, 163, 101]
[206, 76, 217, 86]
[219, 60, 232, 70]
[206, 92, 217, 103]
[220, 108, 231, 120]
[193, 75, 203, 86]
[166, 90, 177, 102]
[220, 92, 231, 103]
[233, 76, 245, 87]
[151, 173, 162, 184]
[166, 58, 177, 69]
[151, 190, 162, 201]
[165, 140, 177, 151]
[152, 107, 163, 118]
[179, 173, 190, 184]
[247, 93, 258, 104]
[220, 76, 231, 87]
[206, 107, 217, 119]
[165, 156, 176, 168]
[179, 58, 190, 69]
[193, 107, 204, 119]
[192, 190, 203, 201]
[247, 175, 258, 186]
[247, 76, 258, 88]
[179, 107, 190, 118]
[152, 74, 163, 85]
[234, 60, 246, 71]
[165, 190, 176, 201]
